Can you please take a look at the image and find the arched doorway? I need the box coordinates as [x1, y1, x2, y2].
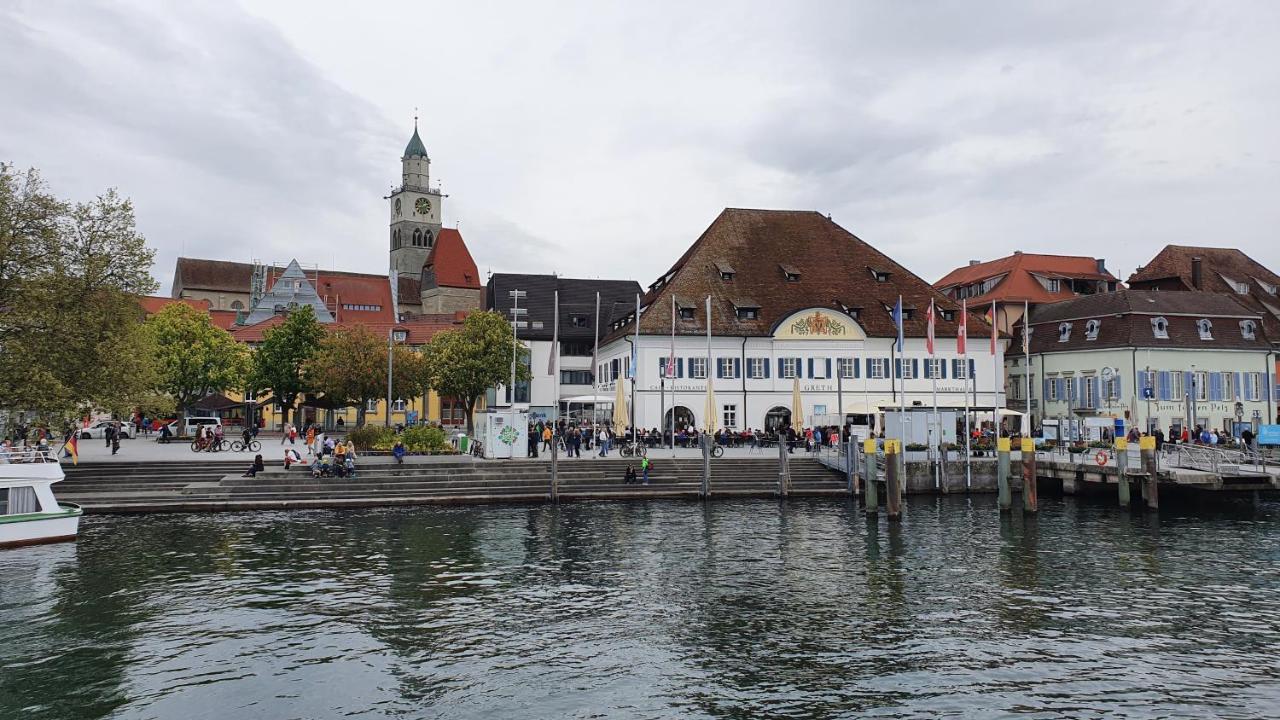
[765, 406, 792, 433]
[665, 406, 695, 432]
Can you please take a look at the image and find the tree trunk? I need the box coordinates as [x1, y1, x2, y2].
[464, 397, 476, 435]
[357, 403, 367, 427]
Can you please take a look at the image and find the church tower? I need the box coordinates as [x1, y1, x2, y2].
[389, 119, 443, 278]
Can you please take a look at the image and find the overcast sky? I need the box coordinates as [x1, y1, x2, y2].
[4, 1, 1279, 294]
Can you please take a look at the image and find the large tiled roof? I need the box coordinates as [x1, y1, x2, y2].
[1012, 290, 1269, 354]
[1127, 245, 1280, 323]
[934, 252, 1116, 303]
[422, 228, 481, 290]
[605, 208, 991, 342]
[139, 295, 210, 315]
[487, 274, 642, 342]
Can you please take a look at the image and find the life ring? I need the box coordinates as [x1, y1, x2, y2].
[1095, 450, 1109, 466]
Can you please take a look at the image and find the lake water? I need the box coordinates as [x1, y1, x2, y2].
[2, 497, 1280, 719]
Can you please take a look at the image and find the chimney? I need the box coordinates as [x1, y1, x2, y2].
[968, 260, 980, 266]
[1191, 256, 1203, 290]
[1096, 258, 1106, 275]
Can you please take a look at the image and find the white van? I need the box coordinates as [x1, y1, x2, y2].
[164, 417, 223, 437]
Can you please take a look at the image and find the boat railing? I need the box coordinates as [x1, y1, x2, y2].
[0, 447, 61, 465]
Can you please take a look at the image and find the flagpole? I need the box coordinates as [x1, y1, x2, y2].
[706, 294, 713, 436]
[551, 290, 559, 427]
[593, 291, 600, 441]
[929, 299, 939, 490]
[1024, 299, 1031, 434]
[962, 298, 971, 488]
[670, 293, 676, 453]
[897, 295, 906, 444]
[992, 300, 1000, 438]
[631, 292, 639, 445]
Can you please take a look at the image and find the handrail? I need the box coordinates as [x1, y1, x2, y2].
[0, 447, 60, 464]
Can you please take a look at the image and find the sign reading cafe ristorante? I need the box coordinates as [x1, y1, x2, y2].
[773, 308, 867, 340]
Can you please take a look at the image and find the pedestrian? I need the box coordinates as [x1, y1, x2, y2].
[110, 428, 120, 456]
[104, 421, 114, 448]
[542, 424, 553, 452]
[624, 465, 636, 484]
[570, 429, 581, 458]
[242, 454, 265, 478]
[393, 440, 406, 464]
[640, 455, 650, 485]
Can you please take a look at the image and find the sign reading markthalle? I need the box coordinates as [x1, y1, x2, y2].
[773, 308, 868, 340]
[1258, 424, 1280, 446]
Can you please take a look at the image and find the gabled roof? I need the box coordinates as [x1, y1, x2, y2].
[934, 252, 1116, 303]
[422, 228, 481, 290]
[139, 295, 210, 315]
[487, 274, 642, 342]
[1013, 290, 1269, 354]
[605, 208, 991, 342]
[231, 313, 465, 344]
[244, 260, 336, 325]
[1127, 245, 1280, 324]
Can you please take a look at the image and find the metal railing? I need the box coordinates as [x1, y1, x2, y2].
[1163, 443, 1270, 475]
[0, 446, 60, 464]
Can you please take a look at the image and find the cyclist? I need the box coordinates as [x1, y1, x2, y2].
[241, 426, 253, 449]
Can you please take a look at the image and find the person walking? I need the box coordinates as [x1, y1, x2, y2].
[640, 455, 650, 485]
[110, 423, 121, 456]
[281, 422, 290, 445]
[542, 424, 553, 452]
[104, 421, 114, 448]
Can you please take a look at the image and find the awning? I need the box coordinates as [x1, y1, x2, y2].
[562, 394, 614, 404]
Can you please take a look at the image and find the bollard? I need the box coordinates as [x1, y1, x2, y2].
[1021, 437, 1038, 513]
[550, 438, 559, 502]
[1140, 434, 1158, 510]
[885, 439, 902, 521]
[1115, 437, 1130, 508]
[863, 439, 879, 515]
[997, 437, 1012, 512]
[701, 434, 711, 499]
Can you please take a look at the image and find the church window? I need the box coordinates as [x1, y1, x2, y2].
[412, 229, 421, 247]
[424, 230, 434, 247]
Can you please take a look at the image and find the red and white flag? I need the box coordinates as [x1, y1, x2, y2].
[925, 299, 936, 356]
[990, 300, 998, 355]
[957, 299, 968, 355]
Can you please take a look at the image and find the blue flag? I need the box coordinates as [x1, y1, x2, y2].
[892, 296, 904, 352]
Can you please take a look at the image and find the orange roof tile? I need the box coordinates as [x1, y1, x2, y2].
[422, 228, 480, 290]
[934, 252, 1117, 303]
[230, 313, 466, 343]
[139, 295, 211, 315]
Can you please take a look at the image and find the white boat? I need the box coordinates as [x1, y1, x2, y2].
[0, 447, 82, 548]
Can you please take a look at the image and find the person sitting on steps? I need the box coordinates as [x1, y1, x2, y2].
[624, 465, 637, 484]
[392, 440, 406, 464]
[242, 454, 265, 478]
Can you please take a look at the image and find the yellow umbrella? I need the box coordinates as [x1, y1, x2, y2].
[704, 377, 717, 435]
[792, 376, 803, 429]
[613, 379, 628, 436]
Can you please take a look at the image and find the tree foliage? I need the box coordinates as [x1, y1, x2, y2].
[422, 310, 528, 433]
[247, 305, 326, 426]
[0, 163, 159, 418]
[304, 325, 424, 426]
[144, 302, 249, 416]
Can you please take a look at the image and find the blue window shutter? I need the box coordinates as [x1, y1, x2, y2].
[853, 358, 860, 379]
[941, 359, 948, 378]
[1055, 378, 1063, 400]
[677, 358, 684, 378]
[715, 359, 723, 379]
[912, 359, 919, 378]
[777, 358, 784, 377]
[796, 357, 805, 377]
[825, 359, 832, 378]
[807, 358, 814, 378]
[895, 358, 902, 378]
[1235, 372, 1243, 400]
[1209, 373, 1221, 401]
[969, 359, 976, 378]
[923, 360, 931, 379]
[764, 358, 770, 378]
[885, 358, 891, 378]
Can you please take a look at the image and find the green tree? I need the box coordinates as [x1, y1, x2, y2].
[422, 310, 528, 433]
[144, 303, 249, 419]
[248, 305, 325, 428]
[0, 163, 159, 418]
[304, 326, 424, 427]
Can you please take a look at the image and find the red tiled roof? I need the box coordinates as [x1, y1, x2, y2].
[605, 208, 993, 342]
[139, 295, 210, 315]
[422, 228, 481, 290]
[230, 313, 465, 343]
[208, 310, 239, 330]
[934, 253, 1117, 304]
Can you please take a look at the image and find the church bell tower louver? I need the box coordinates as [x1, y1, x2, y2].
[389, 117, 444, 278]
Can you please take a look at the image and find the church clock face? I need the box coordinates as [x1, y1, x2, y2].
[415, 198, 431, 215]
[394, 198, 401, 217]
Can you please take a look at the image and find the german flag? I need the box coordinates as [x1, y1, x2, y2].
[65, 434, 78, 466]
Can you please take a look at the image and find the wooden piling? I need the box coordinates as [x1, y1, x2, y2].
[1021, 437, 1038, 513]
[885, 439, 902, 521]
[997, 437, 1012, 512]
[550, 440, 559, 502]
[863, 439, 878, 516]
[1140, 434, 1158, 510]
[700, 434, 711, 499]
[1115, 437, 1130, 508]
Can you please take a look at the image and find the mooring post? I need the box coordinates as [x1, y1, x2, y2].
[885, 439, 902, 521]
[863, 438, 878, 515]
[777, 431, 790, 498]
[1021, 437, 1038, 513]
[997, 437, 1012, 512]
[1117, 437, 1132, 506]
[846, 437, 857, 496]
[550, 437, 559, 502]
[700, 434, 711, 499]
[1140, 434, 1158, 510]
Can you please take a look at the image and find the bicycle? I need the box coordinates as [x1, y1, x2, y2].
[231, 439, 262, 453]
[709, 445, 724, 459]
[618, 440, 647, 458]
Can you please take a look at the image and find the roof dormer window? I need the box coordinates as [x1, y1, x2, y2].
[392, 330, 408, 342]
[941, 309, 955, 322]
[1084, 319, 1101, 341]
[1197, 318, 1213, 340]
[780, 264, 801, 282]
[1241, 319, 1257, 340]
[1151, 316, 1169, 339]
[1058, 322, 1072, 342]
[715, 262, 735, 281]
[869, 267, 891, 283]
[679, 307, 694, 320]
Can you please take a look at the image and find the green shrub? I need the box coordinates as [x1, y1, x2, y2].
[905, 443, 929, 451]
[401, 425, 449, 453]
[347, 425, 395, 451]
